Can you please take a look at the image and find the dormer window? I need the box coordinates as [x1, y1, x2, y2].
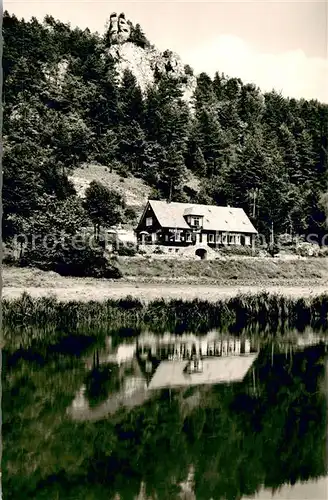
[146, 217, 152, 226]
[183, 207, 204, 228]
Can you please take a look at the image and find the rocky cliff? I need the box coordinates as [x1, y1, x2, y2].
[105, 12, 196, 105]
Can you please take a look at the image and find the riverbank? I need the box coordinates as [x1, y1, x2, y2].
[3, 289, 328, 351]
[2, 260, 328, 302]
[3, 283, 328, 302]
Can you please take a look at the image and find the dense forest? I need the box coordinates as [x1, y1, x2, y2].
[3, 11, 328, 273]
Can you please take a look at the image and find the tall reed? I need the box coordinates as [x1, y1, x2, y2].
[3, 292, 328, 349]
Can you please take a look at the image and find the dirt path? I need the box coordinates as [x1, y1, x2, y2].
[3, 265, 328, 302]
[3, 283, 328, 302]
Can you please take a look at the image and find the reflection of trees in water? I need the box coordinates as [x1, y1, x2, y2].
[84, 348, 143, 408]
[85, 349, 116, 406]
[2, 344, 327, 500]
[199, 345, 327, 499]
[2, 351, 87, 499]
[85, 362, 121, 408]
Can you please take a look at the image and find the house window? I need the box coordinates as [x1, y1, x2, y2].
[216, 233, 221, 244]
[186, 233, 192, 242]
[175, 231, 181, 242]
[235, 234, 241, 245]
[229, 235, 235, 245]
[208, 234, 214, 243]
[165, 235, 169, 242]
[245, 235, 251, 246]
[193, 217, 201, 227]
[222, 234, 228, 244]
[146, 217, 152, 227]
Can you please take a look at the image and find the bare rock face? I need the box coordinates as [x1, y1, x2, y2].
[105, 12, 196, 107]
[118, 13, 130, 39]
[109, 12, 130, 44]
[106, 43, 196, 107]
[109, 12, 118, 37]
[43, 59, 69, 88]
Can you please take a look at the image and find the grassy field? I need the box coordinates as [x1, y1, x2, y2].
[69, 164, 152, 214]
[116, 256, 328, 283]
[69, 163, 200, 215]
[2, 258, 328, 302]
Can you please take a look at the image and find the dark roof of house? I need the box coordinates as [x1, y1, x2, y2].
[147, 200, 258, 233]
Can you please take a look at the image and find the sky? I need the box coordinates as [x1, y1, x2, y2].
[5, 0, 328, 102]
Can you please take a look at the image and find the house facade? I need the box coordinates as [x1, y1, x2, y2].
[135, 200, 257, 258]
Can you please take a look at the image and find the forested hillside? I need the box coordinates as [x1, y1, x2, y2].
[3, 11, 328, 272]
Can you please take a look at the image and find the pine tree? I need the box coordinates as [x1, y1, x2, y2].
[277, 124, 301, 184]
[185, 125, 207, 177]
[120, 69, 144, 125]
[117, 121, 146, 174]
[158, 145, 188, 201]
[238, 83, 264, 128]
[296, 129, 316, 184]
[195, 108, 227, 177]
[213, 72, 226, 101]
[194, 72, 216, 109]
[129, 22, 150, 48]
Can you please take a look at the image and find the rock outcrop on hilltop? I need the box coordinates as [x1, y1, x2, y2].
[105, 12, 196, 105]
[109, 12, 131, 43]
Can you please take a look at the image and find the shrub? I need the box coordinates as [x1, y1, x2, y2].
[124, 207, 138, 222]
[318, 246, 328, 257]
[219, 245, 257, 257]
[19, 238, 122, 278]
[277, 233, 294, 246]
[117, 244, 137, 257]
[295, 242, 320, 257]
[2, 243, 17, 265]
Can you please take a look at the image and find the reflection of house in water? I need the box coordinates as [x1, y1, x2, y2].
[147, 356, 258, 390]
[86, 335, 259, 388]
[84, 338, 137, 369]
[137, 336, 254, 360]
[136, 336, 259, 389]
[69, 334, 259, 420]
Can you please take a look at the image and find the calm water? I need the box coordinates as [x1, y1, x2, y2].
[3, 329, 328, 499]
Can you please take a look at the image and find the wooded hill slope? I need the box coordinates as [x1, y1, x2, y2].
[3, 11, 328, 273]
